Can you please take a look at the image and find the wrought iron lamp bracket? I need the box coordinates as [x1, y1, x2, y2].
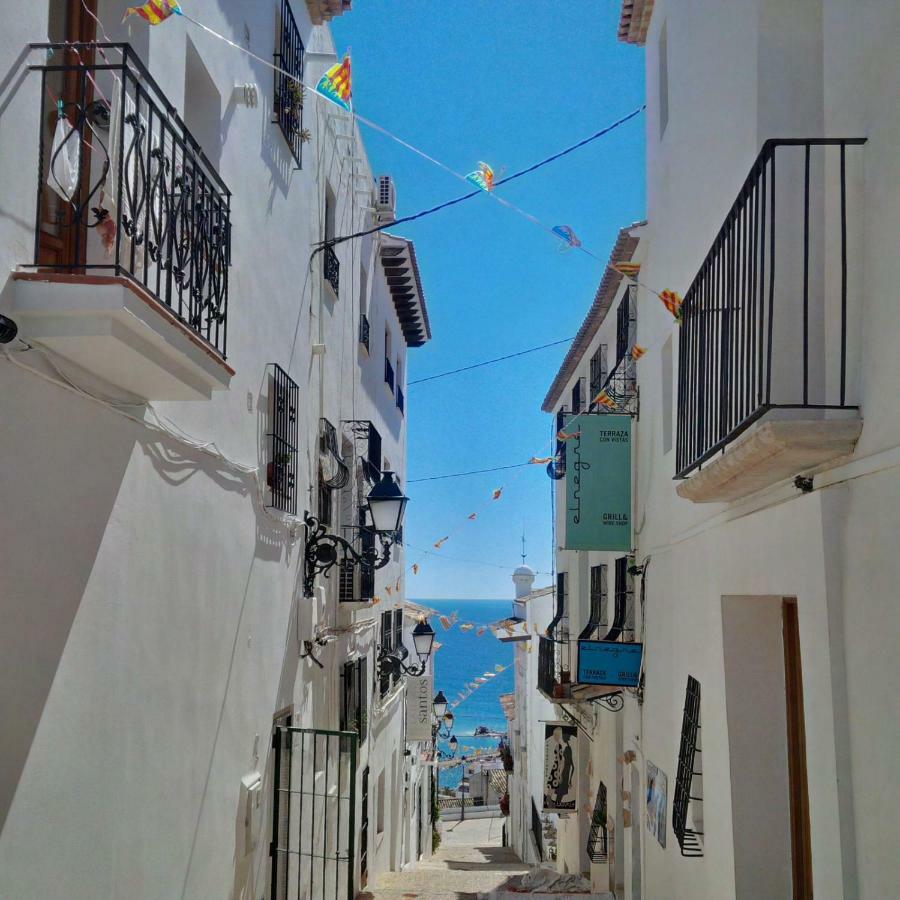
[590, 690, 625, 712]
[375, 643, 427, 679]
[303, 513, 392, 597]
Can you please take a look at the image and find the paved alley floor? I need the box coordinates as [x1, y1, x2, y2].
[361, 817, 528, 900]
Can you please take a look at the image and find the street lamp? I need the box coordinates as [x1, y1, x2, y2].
[433, 691, 448, 720]
[303, 471, 409, 596]
[377, 617, 436, 680]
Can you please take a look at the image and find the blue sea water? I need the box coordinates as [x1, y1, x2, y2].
[419, 599, 515, 790]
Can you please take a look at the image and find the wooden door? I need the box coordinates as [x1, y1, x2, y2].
[39, 0, 98, 268]
[783, 600, 813, 898]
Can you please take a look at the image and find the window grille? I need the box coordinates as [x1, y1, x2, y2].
[341, 657, 368, 744]
[614, 556, 636, 640]
[266, 364, 299, 514]
[586, 781, 609, 863]
[673, 675, 704, 857]
[549, 408, 569, 480]
[580, 565, 608, 639]
[571, 376, 586, 414]
[531, 798, 544, 862]
[379, 611, 393, 696]
[392, 609, 403, 687]
[589, 344, 608, 399]
[273, 0, 305, 168]
[616, 284, 637, 365]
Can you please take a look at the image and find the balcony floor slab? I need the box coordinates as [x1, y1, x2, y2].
[676, 418, 862, 503]
[12, 273, 233, 401]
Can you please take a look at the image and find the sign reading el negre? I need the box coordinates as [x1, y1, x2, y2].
[565, 414, 632, 551]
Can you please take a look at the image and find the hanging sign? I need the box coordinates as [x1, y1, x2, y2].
[577, 640, 643, 687]
[543, 723, 578, 813]
[406, 674, 434, 742]
[565, 414, 632, 551]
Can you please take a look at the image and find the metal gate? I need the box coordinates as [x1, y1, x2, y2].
[271, 727, 358, 900]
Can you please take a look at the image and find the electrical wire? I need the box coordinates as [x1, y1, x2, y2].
[408, 336, 574, 386]
[323, 106, 646, 249]
[408, 463, 531, 484]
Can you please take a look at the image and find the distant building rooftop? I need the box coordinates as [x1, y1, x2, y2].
[618, 0, 655, 45]
[542, 223, 644, 412]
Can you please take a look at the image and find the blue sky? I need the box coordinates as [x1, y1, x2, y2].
[333, 3, 646, 600]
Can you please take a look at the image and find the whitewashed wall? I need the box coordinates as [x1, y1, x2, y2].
[0, 3, 427, 898]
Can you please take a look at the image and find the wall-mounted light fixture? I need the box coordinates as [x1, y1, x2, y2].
[0, 314, 19, 344]
[377, 618, 436, 680]
[303, 470, 409, 596]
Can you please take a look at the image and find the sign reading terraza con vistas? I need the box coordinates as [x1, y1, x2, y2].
[565, 414, 632, 551]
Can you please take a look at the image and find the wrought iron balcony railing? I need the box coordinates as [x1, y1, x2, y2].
[324, 243, 339, 295]
[29, 43, 232, 358]
[359, 312, 370, 351]
[676, 138, 866, 478]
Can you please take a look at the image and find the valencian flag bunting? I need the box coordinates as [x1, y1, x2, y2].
[315, 53, 352, 111]
[123, 0, 182, 24]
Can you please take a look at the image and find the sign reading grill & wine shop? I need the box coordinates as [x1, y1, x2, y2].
[577, 640, 643, 688]
[565, 415, 632, 551]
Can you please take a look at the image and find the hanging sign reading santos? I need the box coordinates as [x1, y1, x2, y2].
[406, 674, 434, 742]
[565, 414, 632, 551]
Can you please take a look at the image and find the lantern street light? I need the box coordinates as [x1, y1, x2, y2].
[376, 618, 436, 680]
[303, 471, 409, 596]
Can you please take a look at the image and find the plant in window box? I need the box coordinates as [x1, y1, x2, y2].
[276, 80, 305, 135]
[267, 451, 294, 493]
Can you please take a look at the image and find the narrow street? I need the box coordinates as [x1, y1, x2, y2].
[362, 818, 528, 900]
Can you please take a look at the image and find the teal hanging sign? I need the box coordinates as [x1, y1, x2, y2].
[565, 414, 632, 551]
[577, 640, 643, 687]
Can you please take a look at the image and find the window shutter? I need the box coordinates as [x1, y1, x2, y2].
[673, 675, 704, 857]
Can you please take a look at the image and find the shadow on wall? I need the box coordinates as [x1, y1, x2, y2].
[0, 361, 138, 833]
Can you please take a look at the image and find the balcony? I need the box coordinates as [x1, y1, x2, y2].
[676, 139, 866, 501]
[359, 312, 370, 352]
[537, 575, 571, 701]
[14, 43, 233, 401]
[324, 244, 340, 296]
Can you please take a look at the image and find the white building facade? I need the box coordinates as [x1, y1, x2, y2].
[533, 1, 900, 898]
[0, 2, 434, 898]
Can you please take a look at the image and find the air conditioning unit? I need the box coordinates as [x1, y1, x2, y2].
[375, 175, 397, 224]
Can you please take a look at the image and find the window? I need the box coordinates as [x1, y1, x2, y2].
[379, 610, 393, 696]
[586, 781, 608, 863]
[185, 37, 222, 170]
[274, 0, 306, 167]
[590, 344, 608, 398]
[392, 608, 404, 686]
[662, 336, 674, 455]
[593, 565, 609, 629]
[341, 657, 368, 744]
[673, 675, 703, 857]
[325, 185, 336, 242]
[376, 769, 386, 833]
[614, 556, 635, 639]
[616, 289, 633, 364]
[266, 365, 299, 514]
[571, 377, 585, 414]
[658, 21, 669, 138]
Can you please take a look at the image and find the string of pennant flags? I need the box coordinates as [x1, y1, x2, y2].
[113, 3, 689, 592]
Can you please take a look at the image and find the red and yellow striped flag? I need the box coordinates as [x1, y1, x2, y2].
[123, 0, 182, 25]
[659, 289, 683, 321]
[613, 262, 641, 278]
[631, 344, 647, 361]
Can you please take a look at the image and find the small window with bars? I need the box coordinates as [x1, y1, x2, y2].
[614, 556, 636, 641]
[392, 608, 403, 686]
[580, 565, 608, 639]
[273, 0, 306, 168]
[616, 285, 637, 364]
[266, 364, 300, 514]
[379, 611, 393, 697]
[673, 675, 704, 857]
[341, 657, 368, 744]
[589, 344, 608, 398]
[586, 781, 608, 863]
